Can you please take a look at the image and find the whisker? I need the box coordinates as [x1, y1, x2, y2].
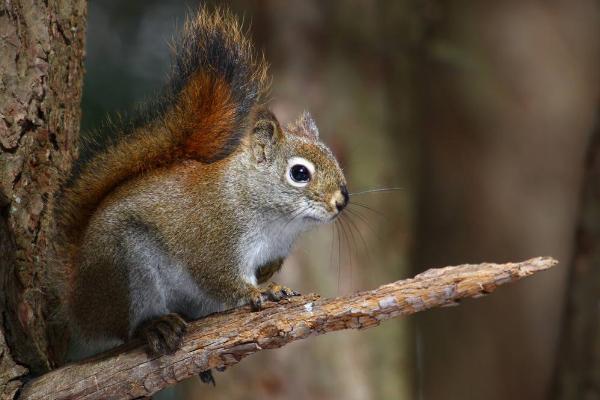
[342, 215, 358, 292]
[278, 206, 310, 236]
[329, 222, 337, 273]
[342, 213, 360, 259]
[339, 217, 350, 292]
[344, 211, 373, 269]
[349, 187, 404, 196]
[337, 214, 353, 292]
[345, 207, 381, 241]
[335, 219, 342, 293]
[348, 202, 386, 219]
[266, 207, 299, 226]
[268, 205, 310, 241]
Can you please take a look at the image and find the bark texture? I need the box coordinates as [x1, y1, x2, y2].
[0, 0, 86, 389]
[0, 201, 26, 400]
[553, 116, 600, 399]
[19, 257, 555, 400]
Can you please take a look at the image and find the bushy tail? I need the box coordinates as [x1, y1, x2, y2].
[58, 7, 268, 246]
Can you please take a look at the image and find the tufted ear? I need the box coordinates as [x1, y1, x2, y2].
[286, 111, 319, 139]
[250, 108, 283, 163]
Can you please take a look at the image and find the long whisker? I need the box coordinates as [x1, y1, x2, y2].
[346, 207, 374, 230]
[342, 214, 359, 291]
[345, 216, 356, 292]
[270, 208, 300, 232]
[337, 214, 353, 292]
[329, 222, 336, 273]
[349, 187, 404, 196]
[335, 219, 342, 293]
[348, 202, 386, 219]
[347, 213, 364, 291]
[344, 211, 372, 268]
[342, 213, 360, 261]
[345, 207, 381, 241]
[266, 205, 310, 243]
[277, 205, 310, 237]
[336, 217, 346, 291]
[266, 207, 300, 226]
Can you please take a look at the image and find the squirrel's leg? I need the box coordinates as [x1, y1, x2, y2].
[255, 258, 284, 284]
[120, 221, 190, 356]
[261, 282, 299, 302]
[135, 313, 188, 356]
[219, 278, 268, 311]
[242, 283, 298, 311]
[193, 260, 297, 385]
[199, 370, 216, 386]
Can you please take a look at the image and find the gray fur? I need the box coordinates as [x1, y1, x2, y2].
[121, 221, 225, 335]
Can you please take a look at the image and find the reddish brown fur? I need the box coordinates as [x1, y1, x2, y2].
[58, 9, 268, 254]
[169, 73, 238, 160]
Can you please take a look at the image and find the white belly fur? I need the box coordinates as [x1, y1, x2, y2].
[238, 217, 308, 285]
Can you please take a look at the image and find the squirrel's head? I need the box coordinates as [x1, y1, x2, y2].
[242, 109, 348, 225]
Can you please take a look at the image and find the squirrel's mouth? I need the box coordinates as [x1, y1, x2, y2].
[313, 210, 342, 224]
[303, 215, 322, 223]
[297, 202, 342, 224]
[298, 206, 331, 224]
[327, 210, 343, 222]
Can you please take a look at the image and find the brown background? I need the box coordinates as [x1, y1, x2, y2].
[80, 1, 600, 399]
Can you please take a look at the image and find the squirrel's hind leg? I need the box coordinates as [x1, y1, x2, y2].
[119, 220, 190, 355]
[199, 370, 216, 386]
[135, 313, 188, 356]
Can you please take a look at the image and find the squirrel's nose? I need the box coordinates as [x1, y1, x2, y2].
[336, 185, 349, 212]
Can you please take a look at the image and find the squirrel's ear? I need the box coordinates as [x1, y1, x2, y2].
[251, 109, 283, 163]
[286, 111, 319, 139]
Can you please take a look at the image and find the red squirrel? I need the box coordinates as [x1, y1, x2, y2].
[56, 7, 348, 361]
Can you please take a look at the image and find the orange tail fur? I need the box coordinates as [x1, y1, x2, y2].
[58, 7, 268, 246]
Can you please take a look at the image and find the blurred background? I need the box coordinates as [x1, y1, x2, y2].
[81, 1, 600, 399]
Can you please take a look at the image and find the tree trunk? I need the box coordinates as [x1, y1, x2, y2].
[552, 113, 600, 399]
[0, 0, 86, 395]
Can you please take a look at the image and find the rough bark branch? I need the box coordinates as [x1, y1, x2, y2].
[19, 257, 556, 400]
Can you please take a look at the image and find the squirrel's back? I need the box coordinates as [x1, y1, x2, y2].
[58, 8, 268, 251]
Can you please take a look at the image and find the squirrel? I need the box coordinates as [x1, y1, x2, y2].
[56, 7, 348, 360]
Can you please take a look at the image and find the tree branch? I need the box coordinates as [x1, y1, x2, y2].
[19, 257, 556, 400]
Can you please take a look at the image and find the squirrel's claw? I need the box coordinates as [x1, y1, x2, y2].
[247, 283, 299, 312]
[199, 369, 216, 386]
[262, 282, 300, 302]
[248, 288, 263, 311]
[138, 313, 188, 356]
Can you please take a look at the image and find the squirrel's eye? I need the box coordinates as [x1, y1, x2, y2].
[290, 165, 311, 183]
[286, 157, 315, 188]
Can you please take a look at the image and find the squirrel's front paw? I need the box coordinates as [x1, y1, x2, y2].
[246, 283, 300, 312]
[138, 313, 188, 356]
[247, 287, 264, 311]
[261, 282, 300, 302]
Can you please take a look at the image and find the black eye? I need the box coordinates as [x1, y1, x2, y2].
[290, 164, 311, 183]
